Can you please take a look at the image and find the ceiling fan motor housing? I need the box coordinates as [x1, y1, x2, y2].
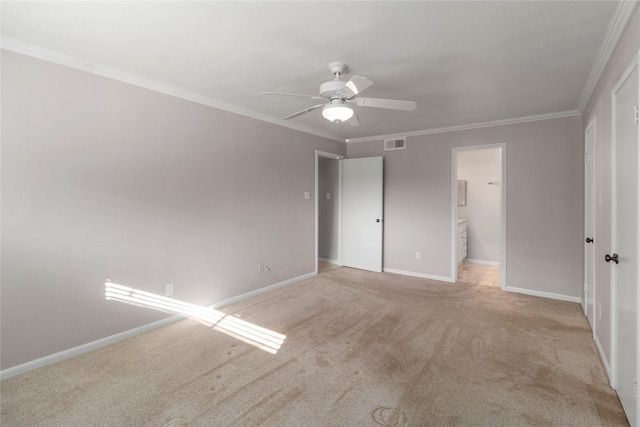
[319, 80, 347, 99]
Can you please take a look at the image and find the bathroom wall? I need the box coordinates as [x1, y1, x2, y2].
[457, 147, 501, 264]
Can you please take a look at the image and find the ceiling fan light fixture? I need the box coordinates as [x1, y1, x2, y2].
[322, 103, 354, 123]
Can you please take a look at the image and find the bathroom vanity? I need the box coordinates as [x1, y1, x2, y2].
[456, 219, 468, 265]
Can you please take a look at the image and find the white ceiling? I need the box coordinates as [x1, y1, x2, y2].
[1, 1, 627, 141]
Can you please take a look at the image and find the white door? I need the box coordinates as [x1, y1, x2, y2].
[611, 57, 639, 427]
[584, 120, 596, 331]
[342, 157, 383, 272]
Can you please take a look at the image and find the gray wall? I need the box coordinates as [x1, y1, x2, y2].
[581, 6, 639, 366]
[457, 147, 501, 263]
[1, 51, 345, 370]
[347, 115, 584, 297]
[318, 158, 339, 261]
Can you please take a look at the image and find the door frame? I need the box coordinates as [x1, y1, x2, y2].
[315, 150, 345, 275]
[584, 117, 597, 334]
[451, 143, 507, 287]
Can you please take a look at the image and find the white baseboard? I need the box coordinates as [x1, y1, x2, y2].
[0, 315, 184, 381]
[384, 268, 454, 283]
[504, 285, 581, 303]
[0, 272, 315, 381]
[594, 333, 612, 385]
[318, 258, 339, 265]
[207, 272, 316, 309]
[464, 259, 500, 266]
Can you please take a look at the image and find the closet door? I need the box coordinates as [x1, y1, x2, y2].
[610, 54, 639, 427]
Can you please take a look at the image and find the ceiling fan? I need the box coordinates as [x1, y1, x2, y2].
[263, 62, 417, 126]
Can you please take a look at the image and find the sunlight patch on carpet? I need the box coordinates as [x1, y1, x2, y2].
[105, 282, 285, 354]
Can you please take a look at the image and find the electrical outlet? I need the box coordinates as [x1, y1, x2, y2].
[415, 252, 421, 260]
[304, 191, 310, 200]
[165, 283, 174, 297]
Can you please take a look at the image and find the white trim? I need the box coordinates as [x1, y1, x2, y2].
[315, 151, 345, 275]
[464, 259, 500, 266]
[612, 50, 640, 95]
[318, 257, 339, 265]
[0, 315, 184, 381]
[609, 78, 618, 391]
[594, 333, 613, 385]
[209, 272, 316, 309]
[0, 271, 315, 381]
[1, 37, 342, 143]
[346, 110, 580, 144]
[577, 1, 640, 112]
[451, 143, 507, 289]
[338, 161, 344, 265]
[584, 117, 597, 333]
[451, 152, 459, 282]
[504, 285, 581, 303]
[384, 268, 454, 283]
[315, 152, 319, 276]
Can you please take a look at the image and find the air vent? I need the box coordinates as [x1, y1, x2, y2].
[384, 137, 406, 151]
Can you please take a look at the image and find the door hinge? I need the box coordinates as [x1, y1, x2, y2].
[634, 105, 639, 125]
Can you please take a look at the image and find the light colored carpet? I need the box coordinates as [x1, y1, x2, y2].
[1, 266, 628, 426]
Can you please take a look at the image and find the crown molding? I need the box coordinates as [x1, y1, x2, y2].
[1, 37, 344, 143]
[345, 110, 581, 144]
[577, 0, 640, 112]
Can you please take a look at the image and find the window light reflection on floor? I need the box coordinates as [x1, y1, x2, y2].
[105, 282, 285, 354]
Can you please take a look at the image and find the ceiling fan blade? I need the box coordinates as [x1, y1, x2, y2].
[339, 75, 373, 98]
[282, 104, 325, 120]
[348, 112, 360, 127]
[263, 91, 324, 100]
[351, 97, 417, 111]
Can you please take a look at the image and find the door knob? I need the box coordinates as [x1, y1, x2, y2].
[586, 238, 594, 243]
[605, 253, 619, 264]
[376, 219, 381, 223]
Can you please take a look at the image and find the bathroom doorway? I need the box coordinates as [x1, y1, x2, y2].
[451, 144, 506, 288]
[315, 150, 345, 274]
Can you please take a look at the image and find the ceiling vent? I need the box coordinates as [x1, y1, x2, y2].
[384, 137, 406, 151]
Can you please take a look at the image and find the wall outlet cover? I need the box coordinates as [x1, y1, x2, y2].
[165, 283, 175, 297]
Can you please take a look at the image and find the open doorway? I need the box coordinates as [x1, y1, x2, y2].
[315, 150, 345, 275]
[452, 144, 506, 288]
